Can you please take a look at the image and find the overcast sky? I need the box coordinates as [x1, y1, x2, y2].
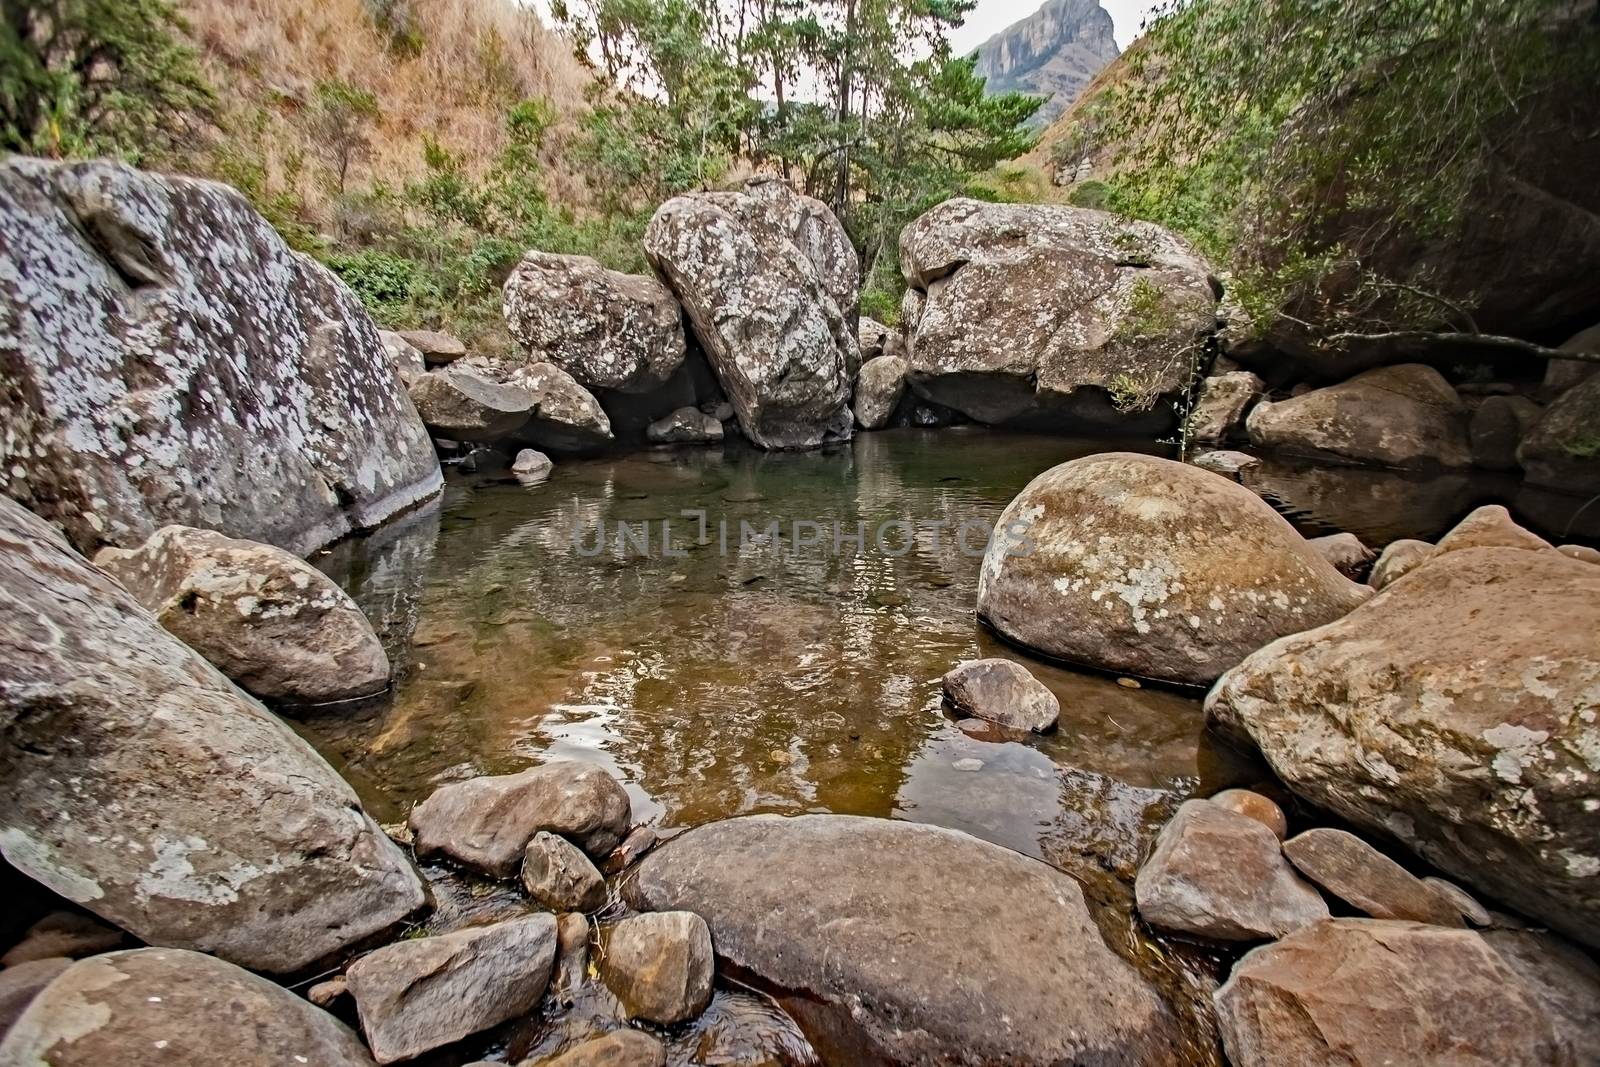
[949, 0, 1159, 53]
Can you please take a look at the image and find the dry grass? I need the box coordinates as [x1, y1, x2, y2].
[178, 0, 598, 219]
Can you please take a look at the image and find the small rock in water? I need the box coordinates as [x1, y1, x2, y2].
[941, 658, 1060, 732]
[1135, 800, 1328, 941]
[952, 758, 985, 772]
[1306, 532, 1375, 580]
[1191, 450, 1261, 476]
[522, 832, 608, 913]
[1282, 828, 1465, 927]
[345, 914, 558, 1064]
[602, 911, 714, 1026]
[513, 448, 554, 480]
[1367, 537, 1435, 590]
[604, 826, 660, 876]
[1207, 788, 1288, 840]
[1116, 676, 1141, 689]
[553, 913, 591, 999]
[526, 1029, 667, 1067]
[1423, 876, 1492, 927]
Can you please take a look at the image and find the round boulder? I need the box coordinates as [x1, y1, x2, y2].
[601, 911, 714, 1026]
[977, 452, 1373, 685]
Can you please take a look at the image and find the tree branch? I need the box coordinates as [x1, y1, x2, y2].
[1321, 330, 1600, 365]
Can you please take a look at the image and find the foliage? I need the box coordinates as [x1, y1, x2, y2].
[307, 80, 380, 199]
[1, 0, 211, 160]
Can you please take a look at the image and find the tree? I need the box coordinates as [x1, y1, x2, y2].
[1, 0, 211, 160]
[307, 80, 380, 199]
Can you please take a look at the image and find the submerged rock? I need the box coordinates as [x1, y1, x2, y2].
[1246, 364, 1471, 469]
[645, 178, 856, 450]
[0, 156, 441, 557]
[0, 948, 376, 1066]
[646, 406, 724, 444]
[345, 914, 558, 1064]
[852, 354, 910, 431]
[1282, 828, 1464, 926]
[977, 453, 1371, 685]
[626, 814, 1186, 1065]
[409, 761, 632, 879]
[1188, 371, 1264, 445]
[95, 525, 390, 705]
[528, 1030, 666, 1067]
[503, 251, 686, 394]
[0, 497, 424, 974]
[1214, 920, 1571, 1067]
[1207, 546, 1600, 949]
[941, 658, 1060, 732]
[1135, 800, 1328, 941]
[899, 199, 1217, 430]
[602, 911, 714, 1026]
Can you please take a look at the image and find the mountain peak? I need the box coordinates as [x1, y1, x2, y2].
[974, 0, 1120, 128]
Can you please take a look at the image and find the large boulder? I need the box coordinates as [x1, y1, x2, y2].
[1214, 920, 1573, 1067]
[852, 354, 909, 431]
[1484, 928, 1600, 1063]
[503, 251, 686, 394]
[1207, 546, 1600, 948]
[409, 366, 534, 442]
[1245, 364, 1471, 469]
[0, 156, 441, 557]
[94, 525, 389, 705]
[408, 761, 632, 879]
[899, 199, 1217, 430]
[0, 947, 376, 1066]
[601, 911, 714, 1026]
[1134, 800, 1328, 941]
[1470, 394, 1543, 471]
[456, 357, 615, 453]
[1519, 371, 1600, 496]
[625, 814, 1186, 1065]
[977, 453, 1372, 685]
[644, 178, 856, 450]
[1187, 371, 1263, 445]
[345, 914, 558, 1064]
[0, 497, 425, 973]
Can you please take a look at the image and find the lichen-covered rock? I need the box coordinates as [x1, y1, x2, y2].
[857, 316, 904, 363]
[0, 156, 441, 557]
[409, 366, 534, 443]
[379, 330, 428, 386]
[645, 406, 723, 444]
[1207, 546, 1600, 949]
[1519, 372, 1600, 496]
[1282, 828, 1464, 926]
[409, 761, 632, 879]
[852, 354, 909, 431]
[1214, 920, 1572, 1067]
[1246, 364, 1471, 469]
[0, 948, 378, 1066]
[1188, 371, 1263, 445]
[1135, 800, 1328, 941]
[1368, 537, 1435, 590]
[0, 497, 424, 973]
[977, 453, 1372, 685]
[644, 178, 856, 450]
[601, 911, 714, 1026]
[503, 252, 685, 394]
[941, 658, 1060, 732]
[346, 915, 557, 1064]
[456, 357, 615, 453]
[94, 525, 389, 705]
[899, 199, 1217, 430]
[626, 814, 1187, 1065]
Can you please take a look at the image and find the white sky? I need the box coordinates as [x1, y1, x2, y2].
[949, 0, 1160, 53]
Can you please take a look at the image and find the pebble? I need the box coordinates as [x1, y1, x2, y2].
[952, 758, 984, 772]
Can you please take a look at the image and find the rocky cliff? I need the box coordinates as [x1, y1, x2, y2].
[974, 0, 1120, 128]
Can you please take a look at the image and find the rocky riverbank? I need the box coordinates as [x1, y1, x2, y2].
[1, 151, 1598, 1066]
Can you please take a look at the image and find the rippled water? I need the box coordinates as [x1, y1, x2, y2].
[299, 429, 1594, 1064]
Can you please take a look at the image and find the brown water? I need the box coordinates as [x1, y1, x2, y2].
[300, 429, 1594, 1064]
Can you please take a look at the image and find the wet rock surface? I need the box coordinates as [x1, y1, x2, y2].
[522, 831, 608, 912]
[645, 178, 856, 450]
[409, 761, 633, 879]
[0, 496, 424, 974]
[626, 813, 1187, 1066]
[95, 524, 390, 705]
[1208, 545, 1600, 948]
[526, 1029, 667, 1067]
[1135, 800, 1328, 941]
[346, 913, 558, 1064]
[941, 658, 1060, 732]
[601, 911, 714, 1026]
[1206, 789, 1287, 840]
[0, 157, 441, 557]
[900, 199, 1217, 430]
[0, 948, 377, 1066]
[977, 453, 1371, 684]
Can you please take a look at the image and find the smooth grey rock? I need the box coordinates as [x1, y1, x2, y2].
[409, 761, 632, 879]
[1283, 828, 1464, 926]
[0, 156, 441, 557]
[522, 832, 607, 913]
[512, 448, 554, 479]
[1208, 546, 1600, 948]
[645, 178, 856, 450]
[977, 453, 1372, 685]
[346, 914, 557, 1064]
[94, 525, 389, 705]
[409, 366, 535, 443]
[503, 251, 685, 394]
[626, 814, 1185, 1065]
[852, 354, 909, 431]
[1135, 800, 1328, 941]
[398, 328, 467, 363]
[1191, 449, 1261, 475]
[602, 911, 713, 1026]
[646, 406, 724, 444]
[1188, 371, 1264, 444]
[0, 497, 425, 974]
[941, 658, 1060, 732]
[0, 948, 376, 1066]
[1306, 531, 1375, 580]
[553, 912, 590, 997]
[1247, 364, 1471, 469]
